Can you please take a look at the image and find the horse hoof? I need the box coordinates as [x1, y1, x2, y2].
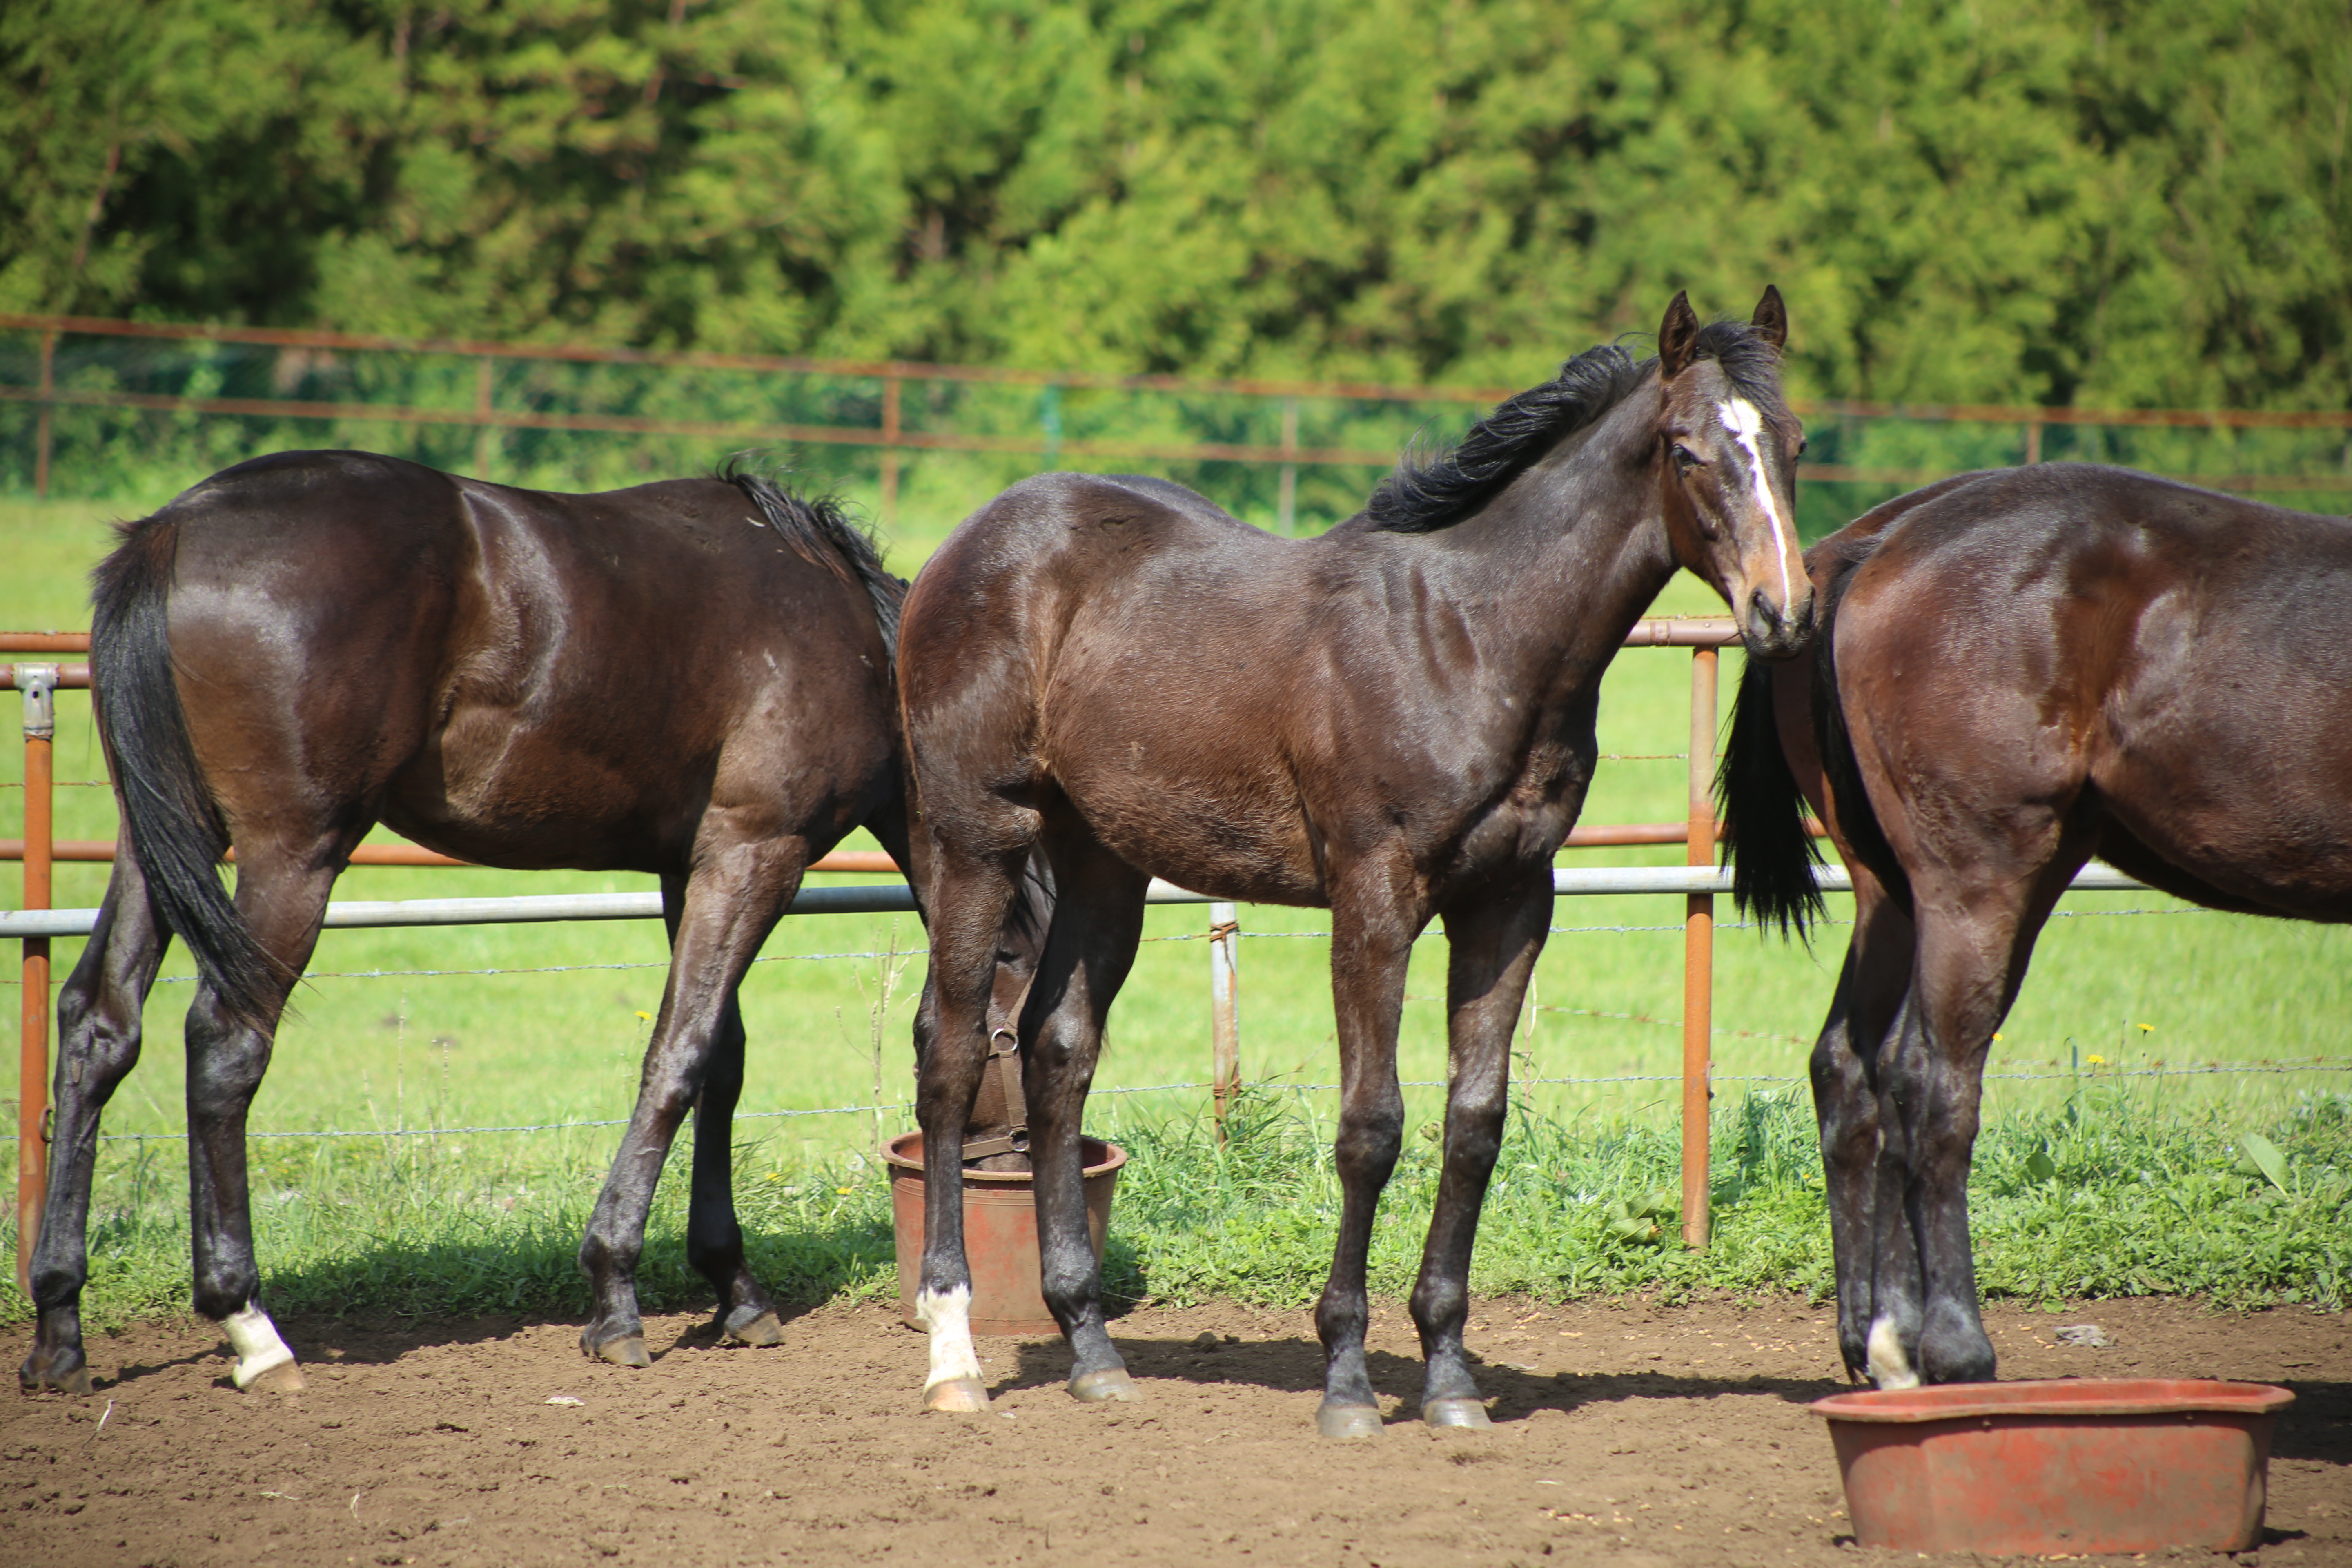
[585, 1333, 651, 1369]
[18, 1358, 92, 1398]
[242, 1359, 307, 1394]
[923, 1377, 991, 1414]
[1068, 1368, 1142, 1403]
[1316, 1402, 1383, 1440]
[722, 1308, 783, 1348]
[1422, 1397, 1492, 1430]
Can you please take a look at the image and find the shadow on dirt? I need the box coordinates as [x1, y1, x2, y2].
[1000, 1332, 1848, 1417]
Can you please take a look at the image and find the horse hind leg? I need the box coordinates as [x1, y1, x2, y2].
[1809, 877, 1913, 1382]
[186, 851, 342, 1393]
[686, 983, 782, 1348]
[21, 850, 173, 1395]
[1023, 821, 1149, 1403]
[1895, 867, 2070, 1386]
[910, 841, 1032, 1413]
[577, 837, 807, 1368]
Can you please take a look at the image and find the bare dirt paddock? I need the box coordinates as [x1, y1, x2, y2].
[6, 1295, 2347, 1568]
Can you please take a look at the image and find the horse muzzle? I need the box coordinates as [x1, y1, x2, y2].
[1741, 586, 1817, 661]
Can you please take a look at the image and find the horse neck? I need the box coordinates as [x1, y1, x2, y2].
[1404, 388, 1682, 705]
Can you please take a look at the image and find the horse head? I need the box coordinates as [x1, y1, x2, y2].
[1655, 286, 1815, 660]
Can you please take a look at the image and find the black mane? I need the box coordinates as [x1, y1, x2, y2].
[1363, 319, 1785, 535]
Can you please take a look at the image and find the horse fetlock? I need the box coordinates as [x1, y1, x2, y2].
[1920, 1310, 1997, 1385]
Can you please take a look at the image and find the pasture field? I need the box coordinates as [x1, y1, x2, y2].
[2, 492, 2348, 1333]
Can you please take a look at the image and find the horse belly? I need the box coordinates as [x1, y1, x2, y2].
[383, 706, 712, 871]
[1066, 769, 1326, 905]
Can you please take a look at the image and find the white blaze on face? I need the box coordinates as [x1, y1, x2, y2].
[918, 1284, 983, 1392]
[1715, 397, 1796, 615]
[1865, 1316, 1920, 1391]
[223, 1304, 297, 1389]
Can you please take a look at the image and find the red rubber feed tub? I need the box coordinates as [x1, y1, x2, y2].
[884, 1132, 1125, 1337]
[1812, 1379, 2294, 1555]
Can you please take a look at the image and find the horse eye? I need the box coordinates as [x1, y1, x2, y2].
[1672, 444, 1701, 472]
[1796, 438, 1809, 458]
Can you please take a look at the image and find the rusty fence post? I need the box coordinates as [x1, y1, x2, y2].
[14, 663, 58, 1296]
[34, 330, 58, 500]
[472, 356, 497, 480]
[1681, 646, 1719, 1250]
[1208, 902, 1240, 1143]
[880, 374, 902, 530]
[2024, 417, 2043, 466]
[1276, 398, 1299, 534]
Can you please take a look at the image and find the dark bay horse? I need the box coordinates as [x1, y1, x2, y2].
[1722, 463, 2352, 1389]
[897, 292, 1815, 1434]
[19, 451, 1040, 1397]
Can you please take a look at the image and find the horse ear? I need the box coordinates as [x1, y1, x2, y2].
[1751, 285, 1788, 352]
[1659, 291, 1699, 378]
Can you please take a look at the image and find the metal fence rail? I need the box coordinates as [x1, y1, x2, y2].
[7, 313, 2350, 530]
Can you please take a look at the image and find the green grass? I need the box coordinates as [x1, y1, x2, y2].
[6, 487, 2351, 1328]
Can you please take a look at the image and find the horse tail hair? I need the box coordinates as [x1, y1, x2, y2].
[89, 513, 286, 1032]
[1717, 652, 1825, 941]
[1809, 536, 1911, 914]
[721, 457, 906, 657]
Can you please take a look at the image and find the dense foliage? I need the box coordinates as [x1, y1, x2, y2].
[6, 0, 2350, 408]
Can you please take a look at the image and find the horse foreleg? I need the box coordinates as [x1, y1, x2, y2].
[911, 844, 1027, 1413]
[22, 854, 171, 1396]
[1313, 888, 1418, 1439]
[578, 841, 804, 1368]
[1025, 829, 1147, 1402]
[1408, 877, 1550, 1429]
[686, 985, 782, 1347]
[1809, 877, 1912, 1382]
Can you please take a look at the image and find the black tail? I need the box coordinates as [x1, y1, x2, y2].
[1718, 651, 1825, 940]
[89, 514, 285, 1031]
[722, 458, 906, 656]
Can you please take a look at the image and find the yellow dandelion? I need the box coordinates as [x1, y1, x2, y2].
[2135, 1022, 2154, 1033]
[634, 1010, 653, 1021]
[2086, 1053, 2108, 1066]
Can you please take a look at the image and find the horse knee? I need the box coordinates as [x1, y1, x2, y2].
[1333, 1107, 1403, 1185]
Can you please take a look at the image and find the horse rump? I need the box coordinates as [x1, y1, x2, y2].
[89, 512, 287, 1032]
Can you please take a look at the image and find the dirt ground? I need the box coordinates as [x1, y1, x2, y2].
[4, 1294, 2347, 1568]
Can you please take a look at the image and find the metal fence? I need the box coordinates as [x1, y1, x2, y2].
[5, 313, 2350, 538]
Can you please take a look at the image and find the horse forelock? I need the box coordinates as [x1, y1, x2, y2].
[1685, 318, 1791, 430]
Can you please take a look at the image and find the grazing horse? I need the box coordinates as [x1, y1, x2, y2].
[897, 291, 1814, 1434]
[1721, 463, 2352, 1389]
[19, 451, 1042, 1397]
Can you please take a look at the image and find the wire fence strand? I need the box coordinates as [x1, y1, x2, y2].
[84, 1059, 2351, 1142]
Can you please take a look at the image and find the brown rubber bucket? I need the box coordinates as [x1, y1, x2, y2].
[1813, 1378, 2294, 1555]
[882, 1131, 1126, 1337]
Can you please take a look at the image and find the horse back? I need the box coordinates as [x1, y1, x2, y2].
[1831, 465, 2352, 919]
[141, 451, 898, 873]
